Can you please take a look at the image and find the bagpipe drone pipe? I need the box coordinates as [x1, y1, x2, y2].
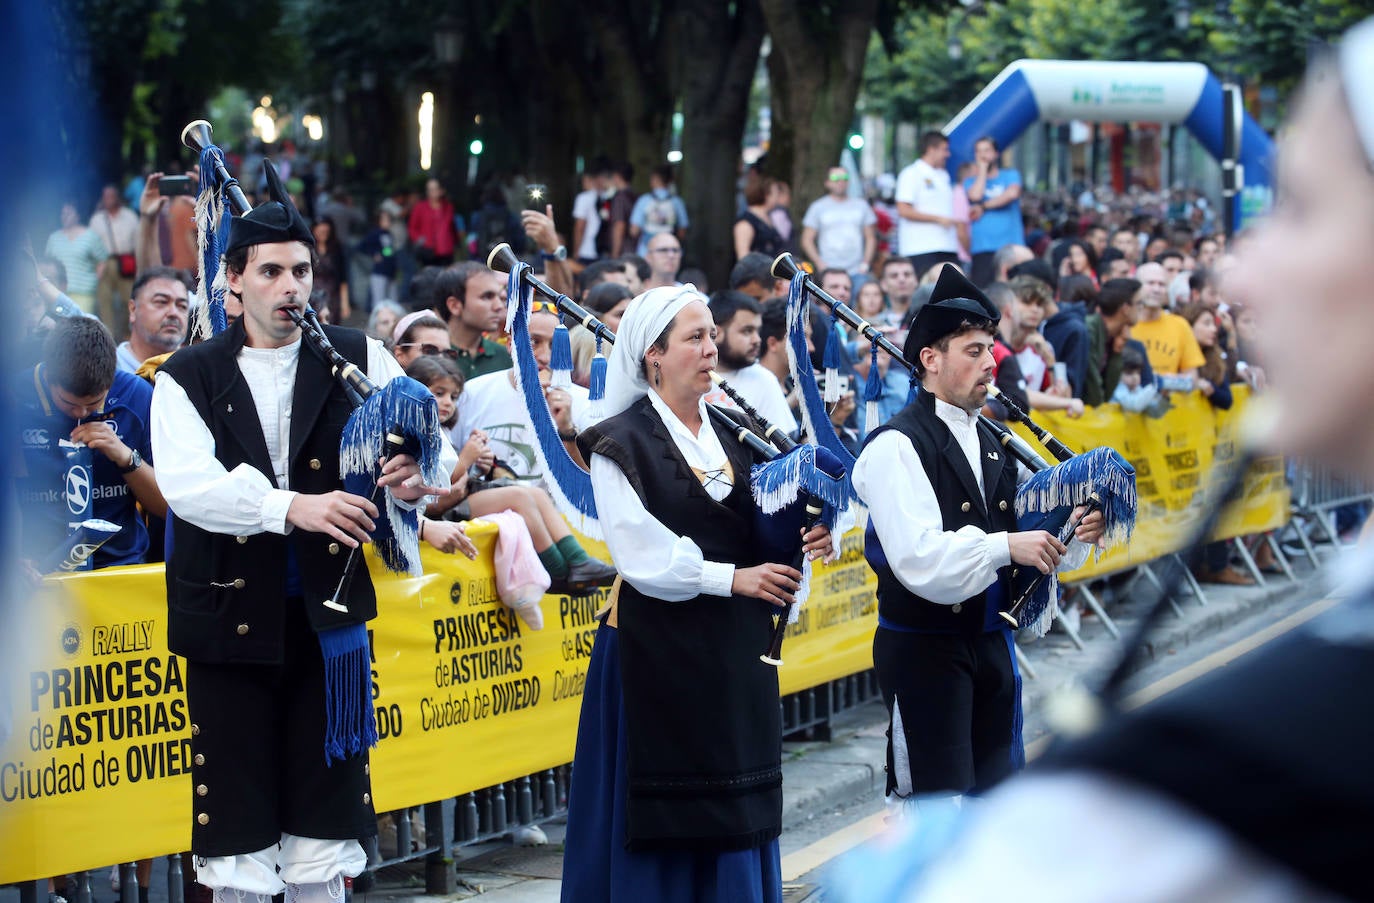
[181, 119, 448, 597]
[770, 252, 1136, 635]
[485, 243, 850, 664]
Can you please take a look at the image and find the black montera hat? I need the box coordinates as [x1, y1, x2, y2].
[225, 158, 314, 255]
[903, 265, 1000, 361]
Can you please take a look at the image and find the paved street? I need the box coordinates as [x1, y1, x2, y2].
[7, 544, 1342, 903]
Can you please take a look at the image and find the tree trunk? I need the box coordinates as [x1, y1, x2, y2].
[759, 0, 881, 226]
[678, 0, 766, 287]
[587, 1, 679, 193]
[527, 0, 602, 223]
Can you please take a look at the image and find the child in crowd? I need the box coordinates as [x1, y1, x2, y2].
[405, 355, 616, 597]
[358, 208, 399, 307]
[403, 354, 478, 560]
[1111, 347, 1160, 413]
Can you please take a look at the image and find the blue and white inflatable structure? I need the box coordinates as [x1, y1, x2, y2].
[943, 60, 1275, 228]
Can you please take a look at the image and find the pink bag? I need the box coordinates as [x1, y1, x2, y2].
[483, 509, 551, 629]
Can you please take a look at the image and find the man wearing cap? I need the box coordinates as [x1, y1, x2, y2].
[801, 167, 878, 279]
[852, 266, 1103, 812]
[150, 160, 454, 903]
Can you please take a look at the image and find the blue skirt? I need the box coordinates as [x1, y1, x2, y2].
[560, 622, 782, 903]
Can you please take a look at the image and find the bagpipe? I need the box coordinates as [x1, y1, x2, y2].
[771, 252, 1136, 635]
[181, 120, 448, 601]
[485, 243, 849, 665]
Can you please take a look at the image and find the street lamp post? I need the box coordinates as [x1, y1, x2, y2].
[433, 15, 464, 183]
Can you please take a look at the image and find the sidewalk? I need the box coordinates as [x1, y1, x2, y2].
[352, 548, 1334, 902]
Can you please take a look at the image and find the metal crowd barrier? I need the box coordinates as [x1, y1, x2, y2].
[1287, 462, 1374, 561]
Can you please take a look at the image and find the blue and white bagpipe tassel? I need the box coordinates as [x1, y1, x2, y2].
[822, 309, 843, 404]
[338, 376, 447, 575]
[550, 316, 574, 390]
[504, 262, 601, 538]
[863, 339, 884, 438]
[785, 272, 857, 487]
[587, 334, 608, 421]
[1012, 445, 1138, 635]
[192, 143, 233, 339]
[751, 442, 850, 620]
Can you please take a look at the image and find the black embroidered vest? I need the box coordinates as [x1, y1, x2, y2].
[579, 396, 783, 852]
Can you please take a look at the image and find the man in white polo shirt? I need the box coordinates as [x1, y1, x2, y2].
[895, 132, 960, 280]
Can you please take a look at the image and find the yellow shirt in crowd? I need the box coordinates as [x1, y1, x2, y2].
[1130, 312, 1206, 375]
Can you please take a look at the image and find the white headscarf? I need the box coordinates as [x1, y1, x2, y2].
[602, 284, 708, 419]
[1340, 18, 1374, 166]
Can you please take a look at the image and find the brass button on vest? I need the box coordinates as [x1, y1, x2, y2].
[309, 458, 322, 470]
[233, 578, 246, 589]
[191, 723, 200, 737]
[196, 784, 208, 797]
[197, 813, 209, 825]
[236, 624, 250, 636]
[999, 500, 1008, 511]
[328, 543, 341, 555]
[961, 501, 972, 512]
[951, 603, 963, 613]
[362, 792, 371, 805]
[194, 754, 205, 766]
[236, 535, 247, 545]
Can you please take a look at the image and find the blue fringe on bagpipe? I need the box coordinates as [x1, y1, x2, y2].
[750, 442, 850, 619]
[319, 622, 378, 765]
[1012, 446, 1137, 634]
[504, 263, 601, 538]
[785, 273, 858, 494]
[339, 376, 447, 575]
[750, 442, 851, 525]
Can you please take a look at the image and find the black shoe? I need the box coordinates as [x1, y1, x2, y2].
[552, 558, 618, 595]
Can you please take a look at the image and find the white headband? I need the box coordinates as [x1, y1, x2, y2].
[1339, 18, 1374, 166]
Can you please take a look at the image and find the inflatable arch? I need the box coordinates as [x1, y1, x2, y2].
[943, 59, 1275, 228]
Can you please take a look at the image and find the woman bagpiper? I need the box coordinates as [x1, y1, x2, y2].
[561, 285, 833, 902]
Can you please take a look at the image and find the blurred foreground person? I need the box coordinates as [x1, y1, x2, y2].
[829, 24, 1374, 903]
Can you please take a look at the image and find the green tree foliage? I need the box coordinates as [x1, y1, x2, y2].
[1223, 0, 1373, 95]
[862, 0, 1034, 130]
[1024, 0, 1130, 60]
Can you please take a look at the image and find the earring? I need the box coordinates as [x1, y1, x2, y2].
[652, 360, 661, 387]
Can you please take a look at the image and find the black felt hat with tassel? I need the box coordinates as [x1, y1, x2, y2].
[903, 265, 1001, 362]
[225, 158, 314, 255]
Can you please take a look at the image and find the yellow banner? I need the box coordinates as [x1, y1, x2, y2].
[1012, 387, 1290, 581]
[0, 523, 875, 883]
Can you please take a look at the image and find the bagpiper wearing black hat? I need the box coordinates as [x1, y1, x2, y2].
[150, 159, 454, 903]
[852, 265, 1104, 812]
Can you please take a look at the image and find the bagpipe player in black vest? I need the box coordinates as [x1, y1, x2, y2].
[852, 266, 1105, 813]
[560, 285, 833, 903]
[149, 161, 454, 903]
